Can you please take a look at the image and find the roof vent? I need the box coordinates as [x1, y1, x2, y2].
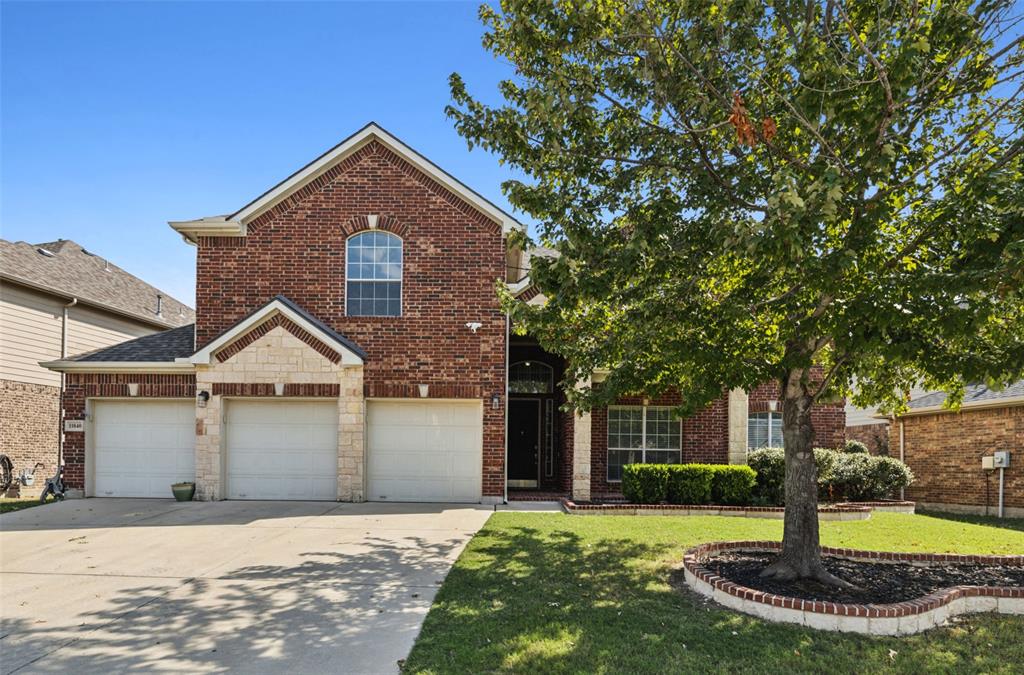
[156, 294, 163, 318]
[36, 248, 55, 257]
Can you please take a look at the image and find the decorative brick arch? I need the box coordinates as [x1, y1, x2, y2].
[214, 313, 343, 364]
[340, 214, 409, 238]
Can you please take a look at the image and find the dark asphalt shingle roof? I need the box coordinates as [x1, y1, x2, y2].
[67, 324, 196, 362]
[1, 238, 194, 328]
[907, 380, 1024, 409]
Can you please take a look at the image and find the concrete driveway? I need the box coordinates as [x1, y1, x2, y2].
[0, 499, 492, 674]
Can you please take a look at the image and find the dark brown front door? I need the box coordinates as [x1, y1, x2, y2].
[508, 399, 540, 484]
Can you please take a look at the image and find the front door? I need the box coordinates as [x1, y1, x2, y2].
[508, 399, 540, 487]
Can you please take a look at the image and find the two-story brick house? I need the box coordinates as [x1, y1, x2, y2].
[44, 123, 844, 502]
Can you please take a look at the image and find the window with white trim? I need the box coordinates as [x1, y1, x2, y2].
[606, 406, 681, 482]
[748, 411, 783, 449]
[346, 231, 402, 317]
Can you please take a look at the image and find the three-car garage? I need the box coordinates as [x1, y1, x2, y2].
[87, 398, 484, 503]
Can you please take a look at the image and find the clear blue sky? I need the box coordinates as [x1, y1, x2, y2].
[1, 1, 524, 306]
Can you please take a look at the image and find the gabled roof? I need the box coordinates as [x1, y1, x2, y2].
[169, 122, 524, 242]
[902, 380, 1024, 415]
[0, 238, 195, 329]
[190, 295, 366, 366]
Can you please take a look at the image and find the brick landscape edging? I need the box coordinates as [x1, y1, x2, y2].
[560, 499, 876, 520]
[682, 541, 1024, 635]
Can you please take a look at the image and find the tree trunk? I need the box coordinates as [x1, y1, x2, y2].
[760, 368, 851, 586]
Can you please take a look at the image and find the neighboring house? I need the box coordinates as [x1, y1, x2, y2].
[42, 123, 844, 503]
[892, 382, 1023, 518]
[0, 238, 194, 491]
[845, 385, 930, 454]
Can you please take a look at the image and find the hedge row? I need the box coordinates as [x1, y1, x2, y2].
[746, 447, 914, 505]
[621, 463, 757, 505]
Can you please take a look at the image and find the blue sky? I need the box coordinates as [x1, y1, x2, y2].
[1, 1, 523, 305]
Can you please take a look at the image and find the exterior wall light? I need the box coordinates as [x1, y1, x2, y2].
[197, 390, 210, 408]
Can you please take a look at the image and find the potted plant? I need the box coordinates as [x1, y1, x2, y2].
[171, 482, 195, 502]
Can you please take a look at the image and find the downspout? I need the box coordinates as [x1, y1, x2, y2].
[59, 297, 78, 468]
[897, 415, 905, 501]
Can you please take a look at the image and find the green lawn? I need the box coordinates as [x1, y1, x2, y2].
[404, 512, 1024, 674]
[0, 496, 52, 514]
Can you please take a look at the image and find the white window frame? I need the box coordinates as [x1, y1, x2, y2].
[345, 230, 403, 317]
[747, 411, 784, 450]
[606, 405, 682, 482]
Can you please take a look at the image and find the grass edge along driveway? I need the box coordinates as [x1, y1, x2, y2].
[404, 511, 1024, 674]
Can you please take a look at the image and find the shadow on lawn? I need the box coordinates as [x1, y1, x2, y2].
[2, 534, 462, 674]
[917, 509, 1024, 532]
[406, 524, 1024, 674]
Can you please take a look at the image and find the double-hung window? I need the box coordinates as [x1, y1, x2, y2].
[747, 411, 783, 449]
[346, 231, 402, 317]
[606, 406, 681, 481]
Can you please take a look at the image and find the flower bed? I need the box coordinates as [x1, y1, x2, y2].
[682, 540, 1024, 635]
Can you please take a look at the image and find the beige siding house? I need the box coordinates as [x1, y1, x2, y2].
[0, 238, 194, 492]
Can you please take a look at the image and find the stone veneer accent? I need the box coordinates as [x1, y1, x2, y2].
[683, 541, 1024, 635]
[727, 388, 748, 464]
[194, 324, 364, 501]
[571, 378, 592, 502]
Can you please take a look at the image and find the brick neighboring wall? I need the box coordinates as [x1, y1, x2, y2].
[194, 140, 507, 496]
[0, 379, 60, 491]
[847, 422, 891, 455]
[62, 374, 196, 490]
[897, 405, 1023, 512]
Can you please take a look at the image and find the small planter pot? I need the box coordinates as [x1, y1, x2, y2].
[171, 482, 196, 502]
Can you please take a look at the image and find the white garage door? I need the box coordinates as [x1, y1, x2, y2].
[226, 400, 338, 500]
[92, 400, 195, 498]
[367, 400, 482, 502]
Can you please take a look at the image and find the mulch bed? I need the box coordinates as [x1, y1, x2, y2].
[705, 551, 1024, 604]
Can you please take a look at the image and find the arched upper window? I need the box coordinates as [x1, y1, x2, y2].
[509, 360, 554, 394]
[346, 231, 402, 317]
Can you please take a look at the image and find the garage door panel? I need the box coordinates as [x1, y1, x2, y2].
[226, 400, 338, 501]
[367, 400, 482, 503]
[92, 400, 195, 498]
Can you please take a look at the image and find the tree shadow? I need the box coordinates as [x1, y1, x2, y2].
[916, 509, 1024, 532]
[405, 523, 1024, 674]
[2, 534, 466, 674]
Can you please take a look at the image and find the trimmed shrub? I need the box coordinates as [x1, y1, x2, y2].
[843, 439, 870, 454]
[666, 464, 714, 504]
[748, 447, 914, 504]
[747, 448, 785, 505]
[869, 456, 915, 499]
[621, 464, 670, 504]
[709, 465, 757, 505]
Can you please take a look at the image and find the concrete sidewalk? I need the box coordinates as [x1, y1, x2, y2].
[0, 499, 492, 674]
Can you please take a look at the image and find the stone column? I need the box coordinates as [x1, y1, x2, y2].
[194, 367, 223, 500]
[571, 377, 592, 502]
[727, 388, 749, 464]
[337, 366, 366, 502]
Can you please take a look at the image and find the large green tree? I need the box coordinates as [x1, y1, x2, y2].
[450, 0, 1024, 583]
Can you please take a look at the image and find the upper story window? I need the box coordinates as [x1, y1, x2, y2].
[509, 361, 553, 394]
[748, 411, 783, 449]
[607, 406, 681, 481]
[346, 231, 402, 317]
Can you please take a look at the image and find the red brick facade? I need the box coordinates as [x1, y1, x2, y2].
[896, 405, 1023, 515]
[846, 421, 891, 455]
[193, 139, 507, 497]
[589, 381, 847, 496]
[61, 373, 196, 490]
